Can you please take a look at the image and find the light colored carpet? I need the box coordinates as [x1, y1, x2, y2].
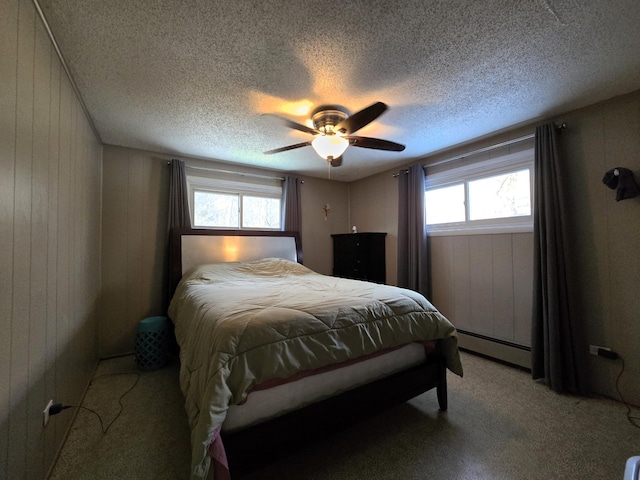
[49, 351, 640, 479]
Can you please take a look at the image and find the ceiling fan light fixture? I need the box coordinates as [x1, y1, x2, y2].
[311, 135, 349, 161]
[264, 102, 404, 166]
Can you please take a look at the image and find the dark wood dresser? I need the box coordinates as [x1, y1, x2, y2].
[331, 232, 386, 283]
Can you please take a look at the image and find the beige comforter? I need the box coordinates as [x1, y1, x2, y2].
[168, 258, 462, 479]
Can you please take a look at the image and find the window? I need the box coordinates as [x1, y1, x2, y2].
[188, 172, 282, 230]
[241, 195, 281, 229]
[468, 169, 531, 220]
[425, 149, 534, 235]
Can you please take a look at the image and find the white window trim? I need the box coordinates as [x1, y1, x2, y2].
[425, 149, 534, 236]
[187, 175, 282, 230]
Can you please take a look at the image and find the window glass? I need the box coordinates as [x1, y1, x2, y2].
[423, 148, 534, 235]
[187, 170, 283, 230]
[468, 169, 531, 220]
[425, 184, 465, 225]
[242, 196, 281, 229]
[193, 191, 239, 228]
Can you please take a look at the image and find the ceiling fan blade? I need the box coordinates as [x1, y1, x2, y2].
[334, 102, 387, 135]
[264, 141, 312, 155]
[347, 136, 405, 151]
[262, 114, 319, 135]
[329, 155, 343, 167]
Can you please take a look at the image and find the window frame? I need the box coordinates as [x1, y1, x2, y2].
[187, 175, 283, 230]
[425, 149, 534, 236]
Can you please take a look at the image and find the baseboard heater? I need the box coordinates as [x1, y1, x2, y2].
[457, 330, 531, 370]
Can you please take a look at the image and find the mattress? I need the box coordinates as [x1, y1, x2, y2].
[222, 342, 427, 432]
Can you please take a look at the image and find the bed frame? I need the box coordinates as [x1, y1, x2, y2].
[169, 228, 448, 477]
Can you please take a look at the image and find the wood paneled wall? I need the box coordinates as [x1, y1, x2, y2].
[559, 90, 640, 406]
[429, 233, 534, 346]
[0, 1, 103, 479]
[100, 146, 169, 356]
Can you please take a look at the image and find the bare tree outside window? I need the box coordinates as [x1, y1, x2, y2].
[243, 196, 280, 229]
[194, 191, 239, 228]
[469, 169, 530, 220]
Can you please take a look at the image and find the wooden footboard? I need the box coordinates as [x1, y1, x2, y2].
[222, 353, 447, 477]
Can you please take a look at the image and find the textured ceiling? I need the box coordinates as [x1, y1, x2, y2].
[38, 0, 640, 182]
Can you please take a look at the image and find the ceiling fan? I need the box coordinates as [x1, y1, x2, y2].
[264, 102, 405, 167]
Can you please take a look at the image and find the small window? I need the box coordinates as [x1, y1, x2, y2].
[187, 171, 282, 230]
[192, 190, 282, 229]
[425, 149, 534, 235]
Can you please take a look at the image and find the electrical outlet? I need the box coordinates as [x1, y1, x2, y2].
[43, 399, 53, 427]
[589, 345, 611, 355]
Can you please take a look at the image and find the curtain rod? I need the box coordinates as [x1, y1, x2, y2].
[168, 162, 286, 182]
[425, 133, 535, 168]
[188, 165, 285, 182]
[392, 133, 534, 177]
[397, 122, 567, 175]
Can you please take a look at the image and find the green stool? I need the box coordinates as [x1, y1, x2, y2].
[135, 316, 170, 371]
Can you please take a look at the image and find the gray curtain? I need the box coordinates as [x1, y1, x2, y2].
[531, 123, 585, 394]
[166, 158, 191, 310]
[168, 158, 191, 231]
[281, 176, 302, 232]
[397, 164, 429, 295]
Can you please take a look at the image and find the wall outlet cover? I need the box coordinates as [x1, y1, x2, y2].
[589, 345, 611, 355]
[43, 399, 53, 427]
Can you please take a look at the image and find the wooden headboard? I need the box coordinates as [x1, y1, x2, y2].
[170, 229, 303, 295]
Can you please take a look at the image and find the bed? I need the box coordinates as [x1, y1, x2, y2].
[168, 228, 463, 480]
